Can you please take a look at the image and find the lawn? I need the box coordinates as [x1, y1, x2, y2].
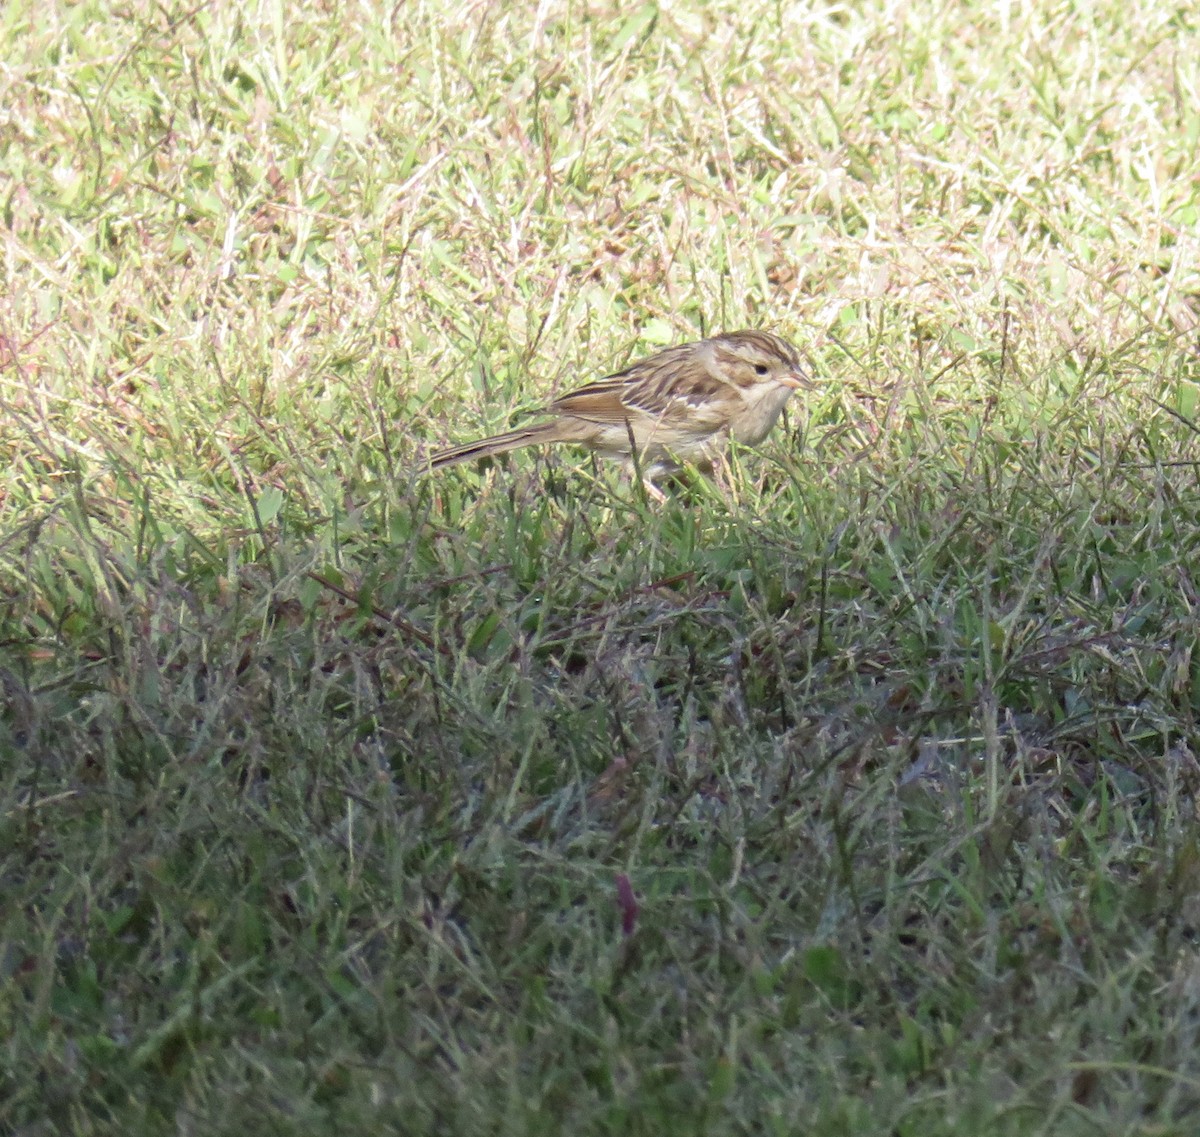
[4, 0, 1200, 1133]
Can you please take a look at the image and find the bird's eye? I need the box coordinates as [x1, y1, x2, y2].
[754, 363, 769, 376]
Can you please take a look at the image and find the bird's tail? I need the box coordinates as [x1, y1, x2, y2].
[427, 424, 561, 470]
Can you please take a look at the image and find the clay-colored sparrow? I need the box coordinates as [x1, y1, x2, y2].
[428, 330, 809, 497]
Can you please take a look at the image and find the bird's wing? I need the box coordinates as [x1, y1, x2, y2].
[549, 346, 741, 435]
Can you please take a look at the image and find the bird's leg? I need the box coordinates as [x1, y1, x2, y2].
[621, 442, 670, 505]
[705, 451, 726, 491]
[621, 420, 666, 505]
[696, 450, 737, 505]
[641, 476, 667, 504]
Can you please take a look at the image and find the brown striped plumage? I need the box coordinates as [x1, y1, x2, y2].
[427, 330, 810, 497]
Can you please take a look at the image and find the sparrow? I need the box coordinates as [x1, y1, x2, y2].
[427, 330, 810, 498]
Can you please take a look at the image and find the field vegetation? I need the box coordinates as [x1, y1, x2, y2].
[4, 1, 1200, 1132]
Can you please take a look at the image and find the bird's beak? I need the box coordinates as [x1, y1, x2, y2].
[780, 370, 815, 390]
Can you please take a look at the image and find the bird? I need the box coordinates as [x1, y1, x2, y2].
[426, 330, 810, 499]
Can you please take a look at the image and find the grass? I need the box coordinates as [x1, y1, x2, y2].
[4, 0, 1200, 1132]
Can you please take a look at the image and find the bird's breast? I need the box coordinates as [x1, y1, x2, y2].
[728, 383, 796, 446]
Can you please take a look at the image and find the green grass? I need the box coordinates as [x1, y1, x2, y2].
[4, 0, 1200, 1132]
